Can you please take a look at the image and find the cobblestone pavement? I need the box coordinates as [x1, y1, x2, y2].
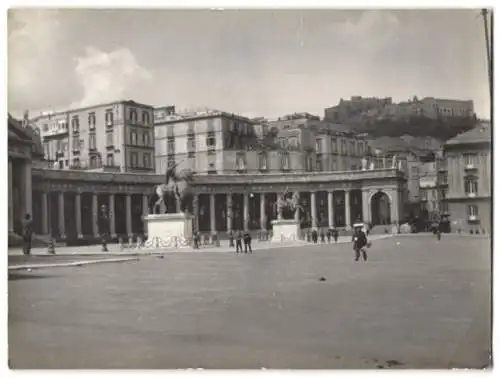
[8, 235, 491, 369]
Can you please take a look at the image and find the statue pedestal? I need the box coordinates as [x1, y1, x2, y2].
[143, 213, 193, 247]
[271, 219, 301, 243]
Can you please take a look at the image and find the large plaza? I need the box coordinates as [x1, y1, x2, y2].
[8, 235, 491, 369]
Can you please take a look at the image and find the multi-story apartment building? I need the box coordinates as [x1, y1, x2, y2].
[154, 109, 372, 175]
[442, 122, 491, 233]
[31, 100, 155, 173]
[418, 161, 439, 219]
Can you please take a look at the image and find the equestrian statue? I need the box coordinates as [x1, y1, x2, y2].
[276, 187, 302, 220]
[151, 159, 194, 214]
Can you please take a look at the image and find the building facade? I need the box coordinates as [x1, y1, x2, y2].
[154, 109, 373, 176]
[31, 100, 155, 173]
[324, 96, 393, 123]
[442, 123, 491, 233]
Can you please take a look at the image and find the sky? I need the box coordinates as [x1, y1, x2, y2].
[7, 8, 491, 120]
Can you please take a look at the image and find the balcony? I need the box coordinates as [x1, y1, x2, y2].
[464, 164, 477, 171]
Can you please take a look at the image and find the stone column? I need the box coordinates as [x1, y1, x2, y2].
[310, 191, 317, 229]
[75, 192, 83, 238]
[327, 191, 334, 228]
[8, 160, 13, 232]
[24, 161, 32, 218]
[92, 193, 99, 237]
[390, 189, 401, 225]
[175, 197, 181, 213]
[362, 190, 370, 224]
[345, 190, 351, 227]
[142, 194, 149, 216]
[109, 193, 116, 238]
[58, 192, 65, 239]
[243, 193, 249, 231]
[41, 191, 48, 235]
[126, 194, 132, 237]
[260, 193, 266, 230]
[209, 193, 216, 234]
[294, 191, 300, 224]
[226, 194, 233, 232]
[277, 193, 284, 220]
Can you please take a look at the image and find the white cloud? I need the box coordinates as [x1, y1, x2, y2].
[8, 9, 64, 114]
[71, 46, 153, 108]
[330, 10, 401, 56]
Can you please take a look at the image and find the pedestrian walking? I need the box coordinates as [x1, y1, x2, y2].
[311, 229, 318, 244]
[235, 230, 243, 253]
[21, 213, 33, 255]
[333, 228, 339, 243]
[243, 231, 252, 253]
[352, 224, 370, 262]
[228, 230, 234, 247]
[319, 230, 325, 243]
[326, 229, 332, 243]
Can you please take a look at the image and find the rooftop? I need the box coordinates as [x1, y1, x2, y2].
[445, 122, 491, 146]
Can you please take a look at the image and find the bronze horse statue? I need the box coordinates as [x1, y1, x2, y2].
[152, 161, 194, 214]
[277, 188, 302, 219]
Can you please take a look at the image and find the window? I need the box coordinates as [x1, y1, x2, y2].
[106, 132, 114, 147]
[280, 152, 290, 170]
[106, 153, 114, 167]
[72, 158, 80, 168]
[349, 141, 355, 155]
[259, 153, 268, 170]
[187, 133, 196, 149]
[316, 154, 323, 171]
[167, 137, 175, 152]
[105, 110, 113, 126]
[305, 153, 313, 171]
[341, 140, 347, 155]
[206, 132, 216, 147]
[79, 139, 84, 150]
[143, 153, 151, 168]
[62, 141, 68, 152]
[464, 177, 478, 195]
[467, 205, 478, 217]
[43, 124, 48, 132]
[129, 109, 137, 123]
[71, 116, 80, 133]
[421, 191, 428, 201]
[90, 155, 98, 168]
[463, 153, 478, 166]
[88, 112, 96, 130]
[331, 160, 338, 171]
[130, 152, 138, 168]
[72, 137, 79, 150]
[143, 131, 151, 147]
[188, 151, 195, 158]
[89, 134, 96, 150]
[56, 140, 62, 152]
[331, 138, 337, 153]
[315, 138, 322, 153]
[130, 130, 138, 145]
[141, 111, 150, 125]
[236, 152, 246, 171]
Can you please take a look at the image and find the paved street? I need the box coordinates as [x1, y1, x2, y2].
[8, 235, 491, 369]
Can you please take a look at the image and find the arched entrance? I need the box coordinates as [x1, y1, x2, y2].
[371, 191, 391, 225]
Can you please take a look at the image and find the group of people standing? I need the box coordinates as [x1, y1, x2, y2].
[228, 230, 253, 253]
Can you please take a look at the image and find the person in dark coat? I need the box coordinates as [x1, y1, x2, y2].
[243, 231, 252, 253]
[311, 229, 318, 244]
[235, 230, 243, 253]
[352, 227, 369, 262]
[326, 229, 332, 243]
[228, 230, 234, 247]
[333, 228, 339, 243]
[21, 213, 33, 255]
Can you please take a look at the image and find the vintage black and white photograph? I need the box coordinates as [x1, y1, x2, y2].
[6, 4, 493, 370]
